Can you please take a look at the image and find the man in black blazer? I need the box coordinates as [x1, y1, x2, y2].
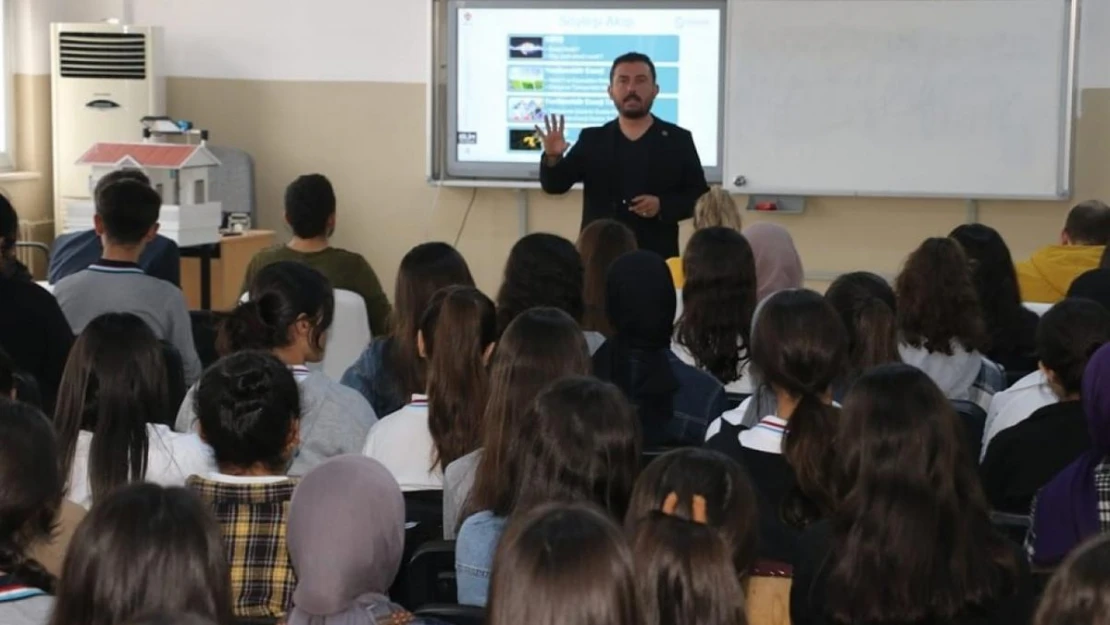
[536, 52, 709, 259]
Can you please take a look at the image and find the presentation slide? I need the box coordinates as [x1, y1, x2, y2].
[449, 5, 722, 179]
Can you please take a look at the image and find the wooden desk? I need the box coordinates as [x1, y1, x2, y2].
[181, 230, 275, 311]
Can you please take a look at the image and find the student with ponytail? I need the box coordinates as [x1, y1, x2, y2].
[0, 399, 63, 625]
[176, 261, 376, 475]
[704, 289, 847, 562]
[823, 272, 900, 397]
[626, 448, 758, 625]
[363, 286, 497, 491]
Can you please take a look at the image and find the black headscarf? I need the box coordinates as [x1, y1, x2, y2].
[592, 251, 680, 447]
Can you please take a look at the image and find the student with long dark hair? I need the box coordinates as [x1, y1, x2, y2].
[1034, 534, 1110, 625]
[823, 272, 900, 397]
[456, 376, 641, 607]
[56, 313, 215, 509]
[487, 502, 641, 625]
[342, 242, 475, 416]
[496, 232, 601, 351]
[673, 227, 758, 393]
[1028, 342, 1110, 567]
[0, 399, 62, 625]
[577, 218, 637, 338]
[595, 251, 727, 446]
[176, 261, 375, 475]
[187, 351, 302, 620]
[791, 364, 1028, 625]
[363, 286, 496, 491]
[950, 224, 1041, 375]
[0, 196, 73, 412]
[626, 449, 758, 625]
[666, 187, 743, 288]
[445, 307, 592, 537]
[981, 298, 1110, 513]
[896, 237, 1003, 412]
[705, 289, 846, 562]
[48, 483, 234, 625]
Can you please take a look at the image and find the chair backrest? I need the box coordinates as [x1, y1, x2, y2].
[206, 145, 256, 218]
[951, 399, 987, 462]
[415, 604, 485, 625]
[190, 310, 221, 369]
[160, 341, 187, 426]
[990, 511, 1033, 546]
[406, 540, 458, 611]
[314, 288, 370, 382]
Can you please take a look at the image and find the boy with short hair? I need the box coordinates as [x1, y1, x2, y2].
[240, 174, 392, 335]
[1017, 200, 1110, 303]
[54, 178, 202, 384]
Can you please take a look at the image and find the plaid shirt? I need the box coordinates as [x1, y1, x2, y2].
[187, 476, 299, 620]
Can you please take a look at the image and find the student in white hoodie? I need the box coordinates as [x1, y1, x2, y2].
[55, 313, 216, 509]
[894, 238, 1004, 414]
[176, 261, 376, 476]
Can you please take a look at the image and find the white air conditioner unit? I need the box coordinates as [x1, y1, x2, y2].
[50, 23, 164, 227]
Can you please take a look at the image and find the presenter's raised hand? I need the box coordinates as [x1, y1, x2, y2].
[536, 114, 568, 157]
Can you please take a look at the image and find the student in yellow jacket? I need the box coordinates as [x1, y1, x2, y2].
[1016, 200, 1110, 304]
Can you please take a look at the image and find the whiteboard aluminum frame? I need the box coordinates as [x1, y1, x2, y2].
[443, 0, 726, 183]
[722, 0, 1080, 201]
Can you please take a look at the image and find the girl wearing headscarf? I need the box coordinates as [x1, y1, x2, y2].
[286, 455, 432, 625]
[593, 251, 728, 447]
[1028, 342, 1110, 567]
[742, 223, 804, 302]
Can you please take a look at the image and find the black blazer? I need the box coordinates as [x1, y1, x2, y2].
[539, 118, 708, 259]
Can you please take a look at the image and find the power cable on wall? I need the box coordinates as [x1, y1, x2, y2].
[453, 188, 479, 246]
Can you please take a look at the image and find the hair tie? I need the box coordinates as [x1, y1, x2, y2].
[661, 492, 708, 524]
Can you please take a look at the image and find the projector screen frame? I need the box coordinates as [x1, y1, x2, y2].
[443, 0, 726, 183]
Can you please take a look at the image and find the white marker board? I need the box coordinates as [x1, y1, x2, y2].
[724, 0, 1077, 199]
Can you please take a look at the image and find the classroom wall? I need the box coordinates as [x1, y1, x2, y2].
[12, 0, 1110, 294]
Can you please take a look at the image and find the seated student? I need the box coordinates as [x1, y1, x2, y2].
[951, 224, 1041, 375]
[48, 169, 180, 287]
[673, 227, 758, 394]
[362, 286, 496, 491]
[0, 399, 64, 625]
[594, 251, 728, 446]
[666, 186, 742, 288]
[626, 448, 757, 625]
[705, 289, 846, 563]
[456, 376, 640, 607]
[54, 178, 201, 384]
[286, 456, 441, 625]
[791, 364, 1030, 625]
[896, 238, 1003, 413]
[984, 267, 1110, 453]
[1028, 343, 1110, 567]
[177, 261, 376, 475]
[1034, 534, 1110, 625]
[1018, 200, 1110, 303]
[496, 232, 604, 353]
[241, 174, 391, 335]
[980, 299, 1110, 513]
[487, 502, 641, 625]
[0, 194, 33, 282]
[743, 223, 804, 302]
[0, 203, 73, 411]
[342, 242, 475, 417]
[824, 272, 900, 400]
[577, 218, 637, 339]
[445, 308, 592, 537]
[48, 483, 235, 625]
[55, 313, 215, 509]
[186, 351, 301, 621]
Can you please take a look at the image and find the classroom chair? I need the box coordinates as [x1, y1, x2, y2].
[313, 288, 370, 381]
[415, 604, 485, 625]
[406, 540, 458, 610]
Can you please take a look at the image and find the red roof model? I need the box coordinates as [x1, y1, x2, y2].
[75, 142, 220, 169]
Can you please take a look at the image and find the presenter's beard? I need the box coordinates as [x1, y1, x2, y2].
[617, 96, 652, 119]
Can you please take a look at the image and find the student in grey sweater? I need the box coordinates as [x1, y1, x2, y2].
[175, 261, 376, 475]
[54, 174, 202, 384]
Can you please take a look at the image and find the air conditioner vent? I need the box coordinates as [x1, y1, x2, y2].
[58, 32, 146, 79]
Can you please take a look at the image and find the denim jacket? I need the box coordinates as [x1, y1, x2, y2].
[454, 510, 507, 607]
[340, 337, 408, 418]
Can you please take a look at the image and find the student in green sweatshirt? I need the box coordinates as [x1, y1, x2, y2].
[241, 174, 391, 335]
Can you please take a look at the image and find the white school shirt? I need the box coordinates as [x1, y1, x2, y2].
[980, 369, 1057, 461]
[362, 394, 442, 491]
[68, 423, 217, 509]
